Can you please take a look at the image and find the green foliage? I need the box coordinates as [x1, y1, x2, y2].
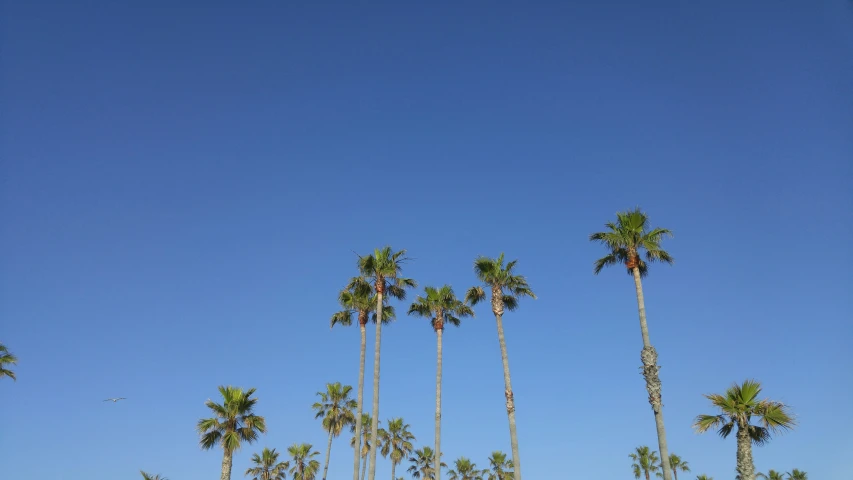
[787, 469, 807, 480]
[757, 470, 786, 480]
[245, 447, 289, 480]
[197, 386, 266, 454]
[357, 246, 417, 299]
[287, 443, 321, 480]
[140, 471, 168, 480]
[630, 446, 660, 480]
[312, 382, 357, 437]
[589, 207, 674, 277]
[331, 277, 396, 328]
[484, 451, 513, 480]
[408, 446, 447, 480]
[379, 418, 416, 470]
[465, 253, 536, 313]
[408, 285, 474, 331]
[448, 457, 484, 480]
[695, 476, 713, 480]
[0, 343, 18, 381]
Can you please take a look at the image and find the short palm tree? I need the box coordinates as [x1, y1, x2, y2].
[357, 246, 416, 480]
[465, 254, 535, 480]
[757, 471, 785, 480]
[379, 417, 416, 480]
[409, 285, 474, 480]
[447, 457, 484, 480]
[786, 469, 807, 480]
[590, 208, 675, 480]
[0, 343, 17, 381]
[408, 446, 446, 480]
[695, 476, 713, 480]
[693, 380, 795, 480]
[197, 386, 267, 480]
[484, 451, 513, 480]
[351, 414, 381, 480]
[666, 454, 690, 480]
[313, 382, 358, 480]
[288, 443, 321, 480]
[630, 446, 660, 480]
[245, 448, 289, 480]
[140, 471, 168, 480]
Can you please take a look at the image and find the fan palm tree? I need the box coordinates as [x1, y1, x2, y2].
[379, 418, 416, 480]
[332, 279, 396, 480]
[630, 446, 660, 480]
[0, 343, 17, 381]
[313, 382, 358, 480]
[140, 471, 168, 480]
[693, 380, 795, 480]
[757, 471, 785, 480]
[666, 454, 690, 480]
[465, 254, 535, 480]
[408, 446, 446, 480]
[695, 476, 712, 480]
[288, 443, 321, 480]
[447, 457, 484, 480]
[409, 285, 474, 480]
[590, 208, 675, 480]
[484, 451, 513, 480]
[197, 386, 267, 480]
[357, 246, 416, 480]
[351, 414, 381, 480]
[245, 448, 289, 480]
[786, 470, 807, 480]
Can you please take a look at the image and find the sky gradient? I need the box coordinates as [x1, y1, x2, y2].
[2, 1, 852, 479]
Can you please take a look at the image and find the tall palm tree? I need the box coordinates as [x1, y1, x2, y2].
[695, 476, 713, 480]
[447, 457, 484, 480]
[0, 343, 18, 381]
[590, 208, 675, 480]
[666, 454, 690, 480]
[379, 417, 416, 480]
[694, 380, 795, 480]
[351, 414, 381, 480]
[757, 471, 785, 480]
[313, 382, 358, 480]
[409, 285, 474, 480]
[786, 470, 807, 480]
[140, 471, 168, 480]
[465, 254, 535, 480]
[630, 446, 660, 480]
[408, 446, 446, 480]
[484, 451, 513, 480]
[332, 279, 396, 480]
[245, 448, 289, 480]
[357, 246, 416, 480]
[288, 443, 321, 480]
[197, 386, 267, 480]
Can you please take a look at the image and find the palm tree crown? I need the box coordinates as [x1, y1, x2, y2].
[0, 343, 18, 381]
[409, 285, 475, 331]
[630, 446, 660, 480]
[693, 380, 795, 444]
[447, 457, 483, 480]
[245, 448, 289, 480]
[408, 447, 446, 480]
[331, 278, 397, 329]
[357, 247, 417, 298]
[140, 471, 168, 480]
[197, 386, 267, 453]
[465, 253, 536, 314]
[787, 469, 807, 480]
[484, 451, 513, 480]
[667, 453, 690, 480]
[695, 476, 713, 480]
[589, 207, 673, 277]
[288, 443, 321, 480]
[313, 382, 357, 436]
[757, 470, 786, 480]
[379, 418, 416, 471]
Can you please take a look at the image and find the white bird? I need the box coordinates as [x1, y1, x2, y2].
[103, 397, 126, 403]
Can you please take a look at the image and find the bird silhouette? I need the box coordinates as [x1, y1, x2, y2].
[103, 397, 127, 403]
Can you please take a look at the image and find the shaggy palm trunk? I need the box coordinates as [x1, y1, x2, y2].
[353, 322, 368, 480]
[435, 325, 444, 480]
[368, 288, 383, 480]
[322, 430, 334, 480]
[632, 266, 672, 480]
[736, 424, 755, 480]
[492, 291, 522, 480]
[220, 448, 233, 480]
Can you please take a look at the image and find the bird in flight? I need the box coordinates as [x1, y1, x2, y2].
[103, 397, 127, 403]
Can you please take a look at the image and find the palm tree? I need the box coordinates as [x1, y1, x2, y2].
[245, 448, 289, 480]
[666, 454, 690, 480]
[379, 417, 416, 480]
[351, 414, 381, 480]
[447, 457, 484, 480]
[694, 380, 795, 480]
[332, 280, 396, 480]
[695, 476, 713, 480]
[0, 343, 18, 381]
[357, 246, 416, 480]
[313, 382, 358, 480]
[465, 254, 535, 480]
[408, 446, 446, 480]
[409, 285, 474, 480]
[140, 471, 168, 480]
[757, 471, 785, 480]
[590, 208, 675, 480]
[630, 446, 660, 480]
[197, 386, 267, 480]
[786, 470, 807, 480]
[288, 443, 321, 480]
[484, 451, 513, 480]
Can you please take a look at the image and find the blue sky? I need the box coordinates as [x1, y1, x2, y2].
[2, 1, 852, 479]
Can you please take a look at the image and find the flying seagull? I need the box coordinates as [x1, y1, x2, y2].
[104, 397, 126, 403]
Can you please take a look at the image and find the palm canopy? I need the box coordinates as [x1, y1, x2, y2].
[757, 470, 786, 480]
[693, 380, 795, 445]
[630, 446, 660, 479]
[695, 476, 713, 480]
[350, 414, 382, 455]
[448, 457, 483, 480]
[408, 446, 446, 480]
[330, 277, 397, 328]
[288, 443, 321, 480]
[787, 469, 807, 480]
[668, 454, 690, 474]
[408, 285, 474, 330]
[140, 471, 168, 480]
[484, 451, 513, 480]
[589, 207, 673, 277]
[465, 253, 536, 313]
[0, 343, 18, 381]
[357, 246, 417, 296]
[312, 382, 357, 436]
[379, 418, 416, 466]
[245, 448, 289, 480]
[197, 386, 266, 453]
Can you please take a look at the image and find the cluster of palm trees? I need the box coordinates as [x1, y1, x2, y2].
[628, 446, 806, 480]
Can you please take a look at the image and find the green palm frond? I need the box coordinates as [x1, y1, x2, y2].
[467, 254, 536, 316]
[629, 446, 660, 479]
[140, 471, 168, 480]
[0, 343, 18, 381]
[245, 447, 290, 480]
[694, 380, 795, 446]
[312, 382, 357, 437]
[408, 446, 446, 480]
[408, 285, 474, 331]
[787, 469, 807, 480]
[287, 443, 321, 480]
[590, 207, 674, 277]
[197, 386, 266, 453]
[379, 417, 416, 469]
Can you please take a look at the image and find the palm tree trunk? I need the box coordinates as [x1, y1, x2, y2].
[736, 424, 755, 480]
[322, 430, 334, 480]
[220, 448, 233, 480]
[645, 470, 651, 480]
[368, 290, 383, 480]
[361, 453, 368, 480]
[391, 461, 396, 480]
[631, 267, 672, 480]
[353, 323, 367, 480]
[494, 310, 522, 480]
[435, 327, 444, 480]
[674, 468, 679, 480]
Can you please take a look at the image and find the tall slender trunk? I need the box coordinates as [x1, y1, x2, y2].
[632, 267, 671, 480]
[353, 323, 367, 480]
[492, 292, 521, 480]
[322, 430, 334, 480]
[220, 448, 233, 480]
[368, 290, 383, 480]
[673, 468, 679, 480]
[435, 326, 444, 480]
[645, 470, 651, 480]
[735, 424, 755, 480]
[391, 461, 396, 480]
[361, 453, 368, 480]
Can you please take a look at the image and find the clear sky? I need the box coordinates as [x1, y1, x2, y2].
[2, 1, 852, 479]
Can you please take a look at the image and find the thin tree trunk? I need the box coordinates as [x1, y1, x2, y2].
[645, 470, 651, 480]
[435, 327, 443, 480]
[361, 453, 368, 480]
[674, 468, 679, 480]
[368, 290, 383, 480]
[353, 323, 367, 480]
[736, 424, 755, 480]
[391, 461, 396, 480]
[494, 307, 522, 480]
[632, 267, 671, 480]
[322, 430, 334, 480]
[220, 448, 233, 480]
